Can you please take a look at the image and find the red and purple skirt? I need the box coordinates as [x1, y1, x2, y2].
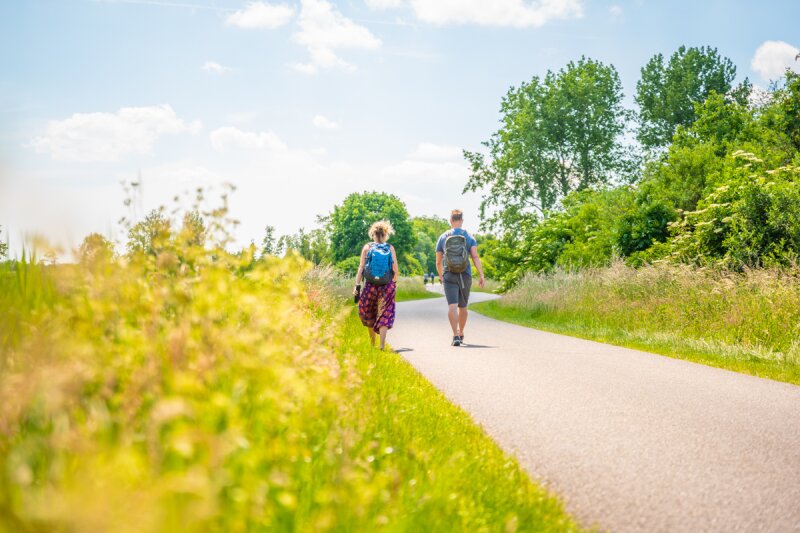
[358, 281, 396, 333]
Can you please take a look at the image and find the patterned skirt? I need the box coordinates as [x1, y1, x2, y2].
[358, 281, 396, 333]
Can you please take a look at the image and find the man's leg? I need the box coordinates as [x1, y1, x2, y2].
[458, 307, 468, 337]
[447, 304, 459, 335]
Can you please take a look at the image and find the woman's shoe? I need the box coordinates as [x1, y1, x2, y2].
[452, 336, 461, 346]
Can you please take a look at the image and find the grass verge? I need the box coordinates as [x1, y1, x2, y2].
[336, 310, 579, 531]
[473, 263, 800, 386]
[395, 277, 441, 302]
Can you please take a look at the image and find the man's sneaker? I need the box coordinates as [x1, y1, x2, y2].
[452, 336, 461, 347]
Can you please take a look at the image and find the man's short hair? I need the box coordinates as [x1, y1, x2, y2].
[450, 209, 463, 222]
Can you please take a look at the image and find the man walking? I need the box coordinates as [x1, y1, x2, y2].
[436, 210, 485, 346]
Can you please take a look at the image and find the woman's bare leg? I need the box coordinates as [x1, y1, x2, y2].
[379, 326, 388, 350]
[369, 328, 377, 347]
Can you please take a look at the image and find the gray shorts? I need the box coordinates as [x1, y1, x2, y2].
[443, 272, 472, 308]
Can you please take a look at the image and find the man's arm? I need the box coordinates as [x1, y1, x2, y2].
[470, 245, 485, 288]
[436, 251, 444, 282]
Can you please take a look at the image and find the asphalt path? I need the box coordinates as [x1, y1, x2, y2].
[390, 288, 800, 532]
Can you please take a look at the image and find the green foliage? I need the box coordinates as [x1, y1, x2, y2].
[615, 200, 677, 258]
[279, 227, 331, 265]
[410, 216, 449, 273]
[636, 45, 737, 148]
[126, 208, 172, 257]
[666, 152, 800, 269]
[334, 255, 361, 276]
[78, 233, 115, 267]
[482, 65, 800, 284]
[465, 56, 628, 231]
[492, 188, 634, 284]
[399, 251, 424, 276]
[260, 225, 281, 257]
[328, 191, 416, 264]
[0, 226, 7, 260]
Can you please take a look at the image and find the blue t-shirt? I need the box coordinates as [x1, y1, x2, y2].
[436, 227, 478, 276]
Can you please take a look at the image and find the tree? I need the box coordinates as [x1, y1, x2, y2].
[79, 233, 115, 266]
[127, 209, 171, 257]
[180, 211, 206, 248]
[0, 226, 7, 260]
[328, 192, 416, 263]
[280, 227, 331, 265]
[635, 45, 736, 149]
[411, 216, 449, 273]
[464, 57, 628, 231]
[260, 225, 282, 257]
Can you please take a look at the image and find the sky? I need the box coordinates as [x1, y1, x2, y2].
[1, 0, 799, 257]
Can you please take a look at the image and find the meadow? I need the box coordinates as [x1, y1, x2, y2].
[474, 261, 800, 385]
[0, 227, 577, 531]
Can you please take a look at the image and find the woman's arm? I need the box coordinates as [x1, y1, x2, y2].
[354, 244, 369, 294]
[391, 245, 399, 281]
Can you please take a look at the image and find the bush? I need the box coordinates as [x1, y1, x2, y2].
[667, 151, 800, 268]
[335, 255, 361, 277]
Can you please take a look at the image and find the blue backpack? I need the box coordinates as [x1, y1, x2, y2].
[364, 243, 393, 285]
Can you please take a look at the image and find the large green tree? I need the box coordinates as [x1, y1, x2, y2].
[464, 57, 628, 231]
[635, 45, 737, 149]
[328, 192, 416, 263]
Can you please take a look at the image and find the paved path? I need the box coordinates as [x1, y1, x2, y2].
[391, 289, 800, 532]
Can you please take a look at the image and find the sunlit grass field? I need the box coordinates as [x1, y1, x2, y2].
[474, 262, 800, 385]
[0, 230, 577, 530]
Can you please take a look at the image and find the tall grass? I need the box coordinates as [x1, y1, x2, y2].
[1, 227, 576, 530]
[475, 261, 800, 384]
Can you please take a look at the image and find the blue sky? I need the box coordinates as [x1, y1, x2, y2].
[1, 0, 799, 256]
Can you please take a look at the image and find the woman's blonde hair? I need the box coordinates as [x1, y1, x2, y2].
[368, 220, 394, 243]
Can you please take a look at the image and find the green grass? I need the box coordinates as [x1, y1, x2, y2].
[395, 277, 441, 302]
[473, 263, 800, 386]
[472, 278, 502, 294]
[337, 310, 580, 531]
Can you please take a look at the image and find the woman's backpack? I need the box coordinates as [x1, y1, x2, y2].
[364, 243, 393, 285]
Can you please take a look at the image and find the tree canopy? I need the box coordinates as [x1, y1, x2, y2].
[464, 57, 627, 232]
[635, 45, 737, 149]
[328, 192, 416, 263]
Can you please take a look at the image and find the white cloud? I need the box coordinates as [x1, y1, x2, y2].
[202, 60, 232, 74]
[291, 0, 381, 74]
[312, 114, 339, 129]
[29, 105, 201, 162]
[751, 40, 800, 80]
[380, 142, 467, 183]
[365, 0, 405, 8]
[410, 142, 462, 160]
[609, 4, 622, 19]
[226, 1, 295, 29]
[209, 126, 287, 152]
[407, 0, 583, 28]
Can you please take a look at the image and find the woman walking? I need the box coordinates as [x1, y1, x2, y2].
[354, 220, 399, 350]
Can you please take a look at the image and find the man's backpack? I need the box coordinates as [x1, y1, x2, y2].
[364, 243, 393, 285]
[444, 232, 469, 274]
